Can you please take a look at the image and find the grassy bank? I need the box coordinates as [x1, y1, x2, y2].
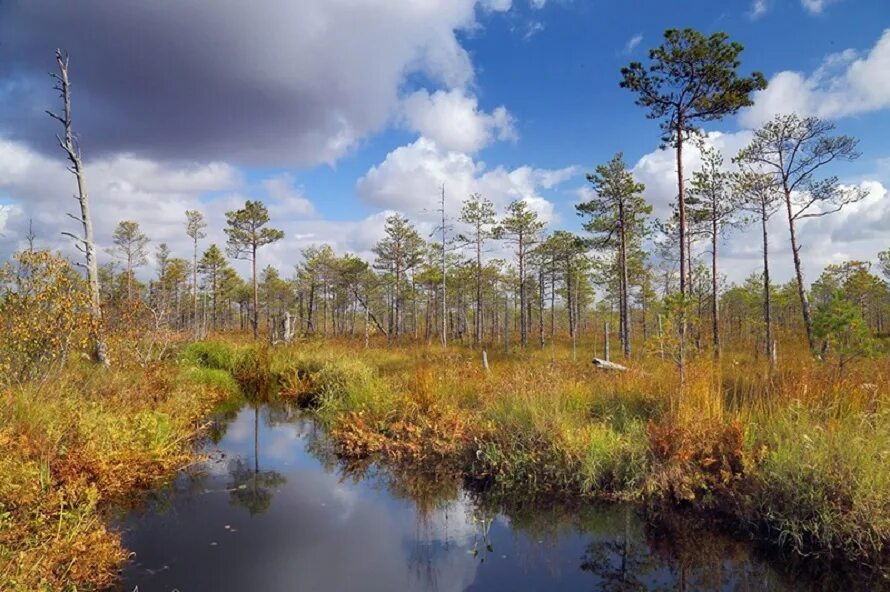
[0, 354, 240, 590]
[184, 338, 890, 572]
[3, 336, 886, 589]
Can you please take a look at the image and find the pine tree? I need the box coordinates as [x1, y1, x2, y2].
[737, 114, 865, 353]
[224, 201, 284, 340]
[110, 220, 149, 302]
[185, 210, 207, 339]
[577, 153, 650, 358]
[458, 193, 497, 346]
[621, 28, 765, 374]
[198, 244, 228, 330]
[372, 214, 425, 341]
[687, 146, 739, 358]
[498, 200, 545, 348]
[733, 169, 782, 362]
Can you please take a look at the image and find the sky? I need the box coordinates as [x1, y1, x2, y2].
[0, 0, 888, 286]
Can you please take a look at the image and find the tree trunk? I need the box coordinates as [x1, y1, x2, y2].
[50, 50, 108, 365]
[549, 264, 556, 340]
[193, 238, 199, 339]
[761, 208, 773, 365]
[126, 256, 133, 303]
[503, 292, 509, 354]
[783, 183, 815, 351]
[711, 209, 720, 359]
[618, 201, 630, 358]
[538, 267, 545, 348]
[675, 121, 687, 383]
[251, 244, 258, 340]
[476, 233, 483, 345]
[518, 232, 527, 347]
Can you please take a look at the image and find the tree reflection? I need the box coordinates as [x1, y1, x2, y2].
[579, 507, 655, 591]
[226, 405, 286, 515]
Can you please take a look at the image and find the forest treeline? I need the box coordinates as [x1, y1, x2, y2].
[6, 31, 888, 383]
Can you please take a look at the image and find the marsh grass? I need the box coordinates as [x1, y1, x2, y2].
[0, 357, 239, 590]
[183, 337, 890, 568]
[5, 334, 887, 589]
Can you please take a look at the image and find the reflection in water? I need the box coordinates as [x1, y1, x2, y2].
[226, 406, 287, 515]
[116, 401, 881, 592]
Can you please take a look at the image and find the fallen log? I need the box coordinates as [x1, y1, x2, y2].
[592, 358, 627, 372]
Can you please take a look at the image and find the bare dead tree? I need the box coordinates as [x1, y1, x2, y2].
[25, 219, 36, 251]
[47, 49, 109, 366]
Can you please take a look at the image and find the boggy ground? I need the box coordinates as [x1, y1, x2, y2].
[2, 336, 888, 590]
[184, 338, 890, 579]
[0, 349, 239, 590]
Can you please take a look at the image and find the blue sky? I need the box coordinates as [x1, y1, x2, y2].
[0, 0, 888, 283]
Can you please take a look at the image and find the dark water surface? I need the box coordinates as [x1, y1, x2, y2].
[115, 402, 862, 591]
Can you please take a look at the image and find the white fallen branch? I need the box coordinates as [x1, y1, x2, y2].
[592, 358, 627, 372]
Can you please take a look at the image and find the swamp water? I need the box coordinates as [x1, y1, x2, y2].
[115, 402, 872, 591]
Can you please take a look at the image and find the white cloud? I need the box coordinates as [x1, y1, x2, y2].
[263, 174, 315, 217]
[523, 21, 545, 40]
[741, 29, 890, 128]
[401, 89, 516, 154]
[483, 0, 513, 10]
[632, 131, 753, 220]
[749, 0, 768, 19]
[0, 138, 240, 258]
[0, 137, 334, 276]
[623, 34, 643, 53]
[801, 0, 840, 14]
[356, 137, 575, 224]
[530, 0, 547, 8]
[535, 166, 579, 189]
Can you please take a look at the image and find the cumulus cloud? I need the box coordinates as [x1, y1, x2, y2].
[0, 134, 538, 277]
[740, 28, 890, 128]
[400, 90, 516, 154]
[0, 137, 360, 276]
[0, 0, 512, 167]
[0, 138, 240, 257]
[356, 137, 577, 224]
[631, 131, 753, 220]
[263, 174, 315, 217]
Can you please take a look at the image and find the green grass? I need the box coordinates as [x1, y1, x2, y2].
[746, 403, 890, 562]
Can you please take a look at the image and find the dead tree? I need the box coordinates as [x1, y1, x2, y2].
[47, 49, 109, 366]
